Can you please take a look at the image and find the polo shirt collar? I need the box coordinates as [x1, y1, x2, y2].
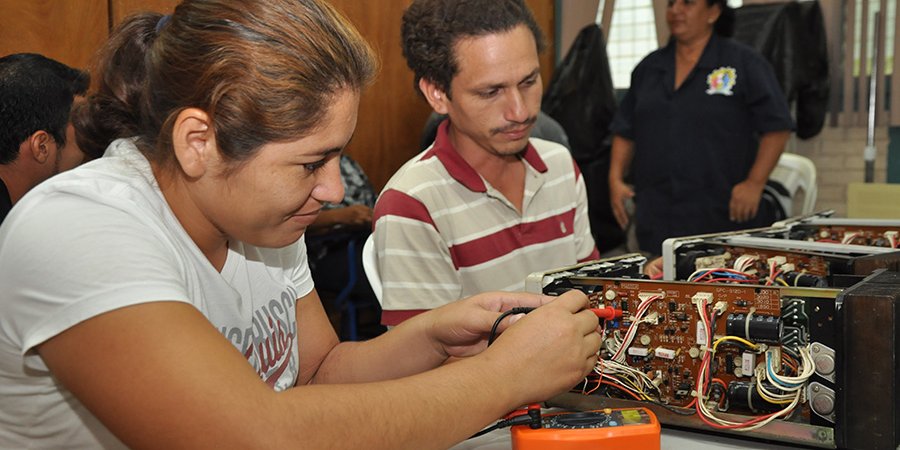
[425, 119, 548, 193]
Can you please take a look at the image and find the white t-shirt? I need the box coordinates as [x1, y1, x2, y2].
[0, 138, 314, 448]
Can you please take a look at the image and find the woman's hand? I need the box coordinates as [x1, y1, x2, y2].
[423, 290, 602, 399]
[423, 291, 556, 358]
[609, 179, 635, 229]
[483, 290, 603, 402]
[730, 179, 765, 223]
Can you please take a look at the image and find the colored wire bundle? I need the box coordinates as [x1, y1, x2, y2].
[688, 268, 757, 284]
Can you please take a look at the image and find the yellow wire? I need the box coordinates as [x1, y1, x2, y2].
[713, 336, 759, 352]
[609, 375, 654, 401]
[755, 380, 796, 405]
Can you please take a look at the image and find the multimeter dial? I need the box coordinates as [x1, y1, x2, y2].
[512, 408, 661, 450]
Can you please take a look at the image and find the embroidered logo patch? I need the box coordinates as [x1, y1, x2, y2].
[706, 66, 737, 96]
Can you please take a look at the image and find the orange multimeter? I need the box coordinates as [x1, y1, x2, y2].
[511, 407, 660, 450]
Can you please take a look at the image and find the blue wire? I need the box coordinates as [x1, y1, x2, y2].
[765, 352, 802, 389]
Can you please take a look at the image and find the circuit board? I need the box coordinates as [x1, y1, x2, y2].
[552, 278, 840, 427]
[789, 224, 900, 248]
[691, 248, 830, 278]
[673, 244, 835, 287]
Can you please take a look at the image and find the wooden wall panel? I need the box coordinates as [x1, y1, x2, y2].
[525, 0, 557, 87]
[329, 0, 432, 191]
[110, 0, 179, 25]
[0, 0, 107, 70]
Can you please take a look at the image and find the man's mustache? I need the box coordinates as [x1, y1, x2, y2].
[490, 116, 538, 135]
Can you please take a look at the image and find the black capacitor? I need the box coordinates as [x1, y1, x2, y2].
[725, 313, 782, 343]
[781, 271, 827, 288]
[726, 381, 784, 413]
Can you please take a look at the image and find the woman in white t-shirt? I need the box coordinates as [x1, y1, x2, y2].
[0, 0, 601, 448]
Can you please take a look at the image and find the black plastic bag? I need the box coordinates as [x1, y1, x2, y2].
[542, 24, 623, 252]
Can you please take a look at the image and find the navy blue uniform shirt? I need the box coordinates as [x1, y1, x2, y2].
[611, 33, 793, 254]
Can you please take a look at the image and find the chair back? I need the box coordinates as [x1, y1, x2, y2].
[361, 234, 383, 304]
[768, 153, 818, 216]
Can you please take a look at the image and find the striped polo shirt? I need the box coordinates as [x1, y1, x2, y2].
[372, 120, 599, 325]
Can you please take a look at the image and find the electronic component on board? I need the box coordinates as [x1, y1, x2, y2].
[725, 313, 782, 342]
[726, 381, 785, 413]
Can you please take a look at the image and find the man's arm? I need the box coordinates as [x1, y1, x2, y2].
[729, 130, 791, 223]
[609, 135, 636, 229]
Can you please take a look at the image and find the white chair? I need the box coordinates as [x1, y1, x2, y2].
[361, 234, 383, 305]
[768, 153, 818, 216]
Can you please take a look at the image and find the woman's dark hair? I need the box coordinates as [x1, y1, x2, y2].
[707, 0, 735, 37]
[74, 0, 377, 167]
[401, 0, 545, 99]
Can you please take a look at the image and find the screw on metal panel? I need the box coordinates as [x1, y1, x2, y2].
[812, 344, 821, 353]
[812, 385, 820, 392]
[817, 429, 828, 441]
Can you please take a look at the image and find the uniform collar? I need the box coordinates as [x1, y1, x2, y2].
[422, 119, 548, 193]
[651, 32, 723, 71]
[695, 32, 723, 70]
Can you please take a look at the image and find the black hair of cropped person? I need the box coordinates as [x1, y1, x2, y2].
[0, 53, 89, 164]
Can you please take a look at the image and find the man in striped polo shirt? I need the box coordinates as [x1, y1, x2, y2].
[373, 0, 600, 326]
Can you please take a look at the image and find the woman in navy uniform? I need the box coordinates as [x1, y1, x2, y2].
[609, 0, 793, 256]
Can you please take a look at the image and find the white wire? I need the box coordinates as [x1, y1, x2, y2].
[693, 297, 809, 431]
[733, 254, 758, 273]
[841, 232, 860, 245]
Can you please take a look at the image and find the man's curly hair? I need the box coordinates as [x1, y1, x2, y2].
[401, 0, 545, 99]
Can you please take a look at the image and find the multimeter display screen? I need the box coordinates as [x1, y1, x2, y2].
[543, 409, 652, 429]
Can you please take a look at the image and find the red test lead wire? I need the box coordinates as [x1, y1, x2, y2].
[590, 308, 623, 320]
